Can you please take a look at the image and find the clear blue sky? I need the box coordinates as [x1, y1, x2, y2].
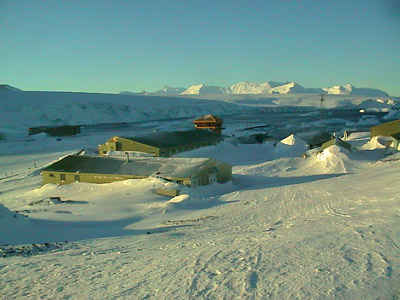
[1, 0, 400, 95]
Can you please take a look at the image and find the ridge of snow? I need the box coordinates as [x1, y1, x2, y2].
[181, 84, 226, 95]
[360, 135, 397, 150]
[323, 84, 388, 97]
[152, 86, 186, 95]
[273, 134, 309, 157]
[119, 81, 392, 97]
[0, 84, 21, 91]
[226, 81, 311, 95]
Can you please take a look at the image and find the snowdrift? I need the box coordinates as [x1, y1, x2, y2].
[360, 135, 398, 150]
[273, 134, 308, 158]
[317, 145, 352, 173]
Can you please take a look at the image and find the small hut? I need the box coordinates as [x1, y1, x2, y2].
[194, 115, 223, 133]
[28, 125, 81, 137]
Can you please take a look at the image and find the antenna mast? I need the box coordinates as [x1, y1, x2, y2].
[319, 93, 328, 131]
[320, 94, 325, 109]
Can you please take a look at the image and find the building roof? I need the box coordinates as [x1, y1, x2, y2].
[322, 137, 352, 151]
[371, 119, 400, 130]
[119, 129, 223, 148]
[42, 155, 215, 180]
[194, 115, 222, 122]
[296, 131, 333, 146]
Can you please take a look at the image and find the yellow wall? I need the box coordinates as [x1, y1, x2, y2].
[99, 137, 160, 156]
[99, 136, 220, 157]
[41, 171, 145, 185]
[371, 120, 400, 137]
[42, 160, 232, 188]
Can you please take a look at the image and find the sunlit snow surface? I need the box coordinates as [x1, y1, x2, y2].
[0, 91, 399, 299]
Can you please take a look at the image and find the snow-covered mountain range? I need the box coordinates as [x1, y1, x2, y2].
[122, 81, 389, 97]
[1, 82, 390, 97]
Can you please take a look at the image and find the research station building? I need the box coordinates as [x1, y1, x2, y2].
[98, 130, 223, 157]
[370, 119, 400, 139]
[41, 155, 232, 187]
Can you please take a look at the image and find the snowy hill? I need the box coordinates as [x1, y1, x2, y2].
[119, 90, 150, 95]
[0, 84, 21, 91]
[152, 86, 186, 95]
[181, 84, 226, 95]
[323, 84, 388, 97]
[226, 81, 323, 95]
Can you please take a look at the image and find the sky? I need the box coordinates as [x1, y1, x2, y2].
[1, 0, 400, 96]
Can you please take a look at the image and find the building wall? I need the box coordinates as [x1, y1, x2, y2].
[99, 137, 160, 156]
[41, 171, 144, 185]
[42, 171, 195, 187]
[371, 120, 400, 137]
[215, 161, 233, 183]
[99, 136, 220, 157]
[42, 159, 232, 188]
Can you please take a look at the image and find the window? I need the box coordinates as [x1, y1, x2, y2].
[74, 175, 80, 182]
[60, 174, 66, 181]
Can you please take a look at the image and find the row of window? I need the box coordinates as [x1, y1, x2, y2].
[51, 174, 80, 182]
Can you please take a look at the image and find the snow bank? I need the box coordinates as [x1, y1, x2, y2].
[174, 141, 276, 165]
[317, 145, 351, 173]
[0, 203, 33, 244]
[0, 202, 21, 221]
[273, 134, 309, 157]
[360, 135, 397, 150]
[342, 131, 370, 141]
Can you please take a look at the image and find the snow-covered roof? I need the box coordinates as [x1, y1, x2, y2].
[296, 131, 333, 146]
[118, 130, 223, 148]
[194, 115, 222, 122]
[41, 155, 217, 180]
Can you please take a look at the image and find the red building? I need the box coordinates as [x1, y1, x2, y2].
[193, 115, 223, 133]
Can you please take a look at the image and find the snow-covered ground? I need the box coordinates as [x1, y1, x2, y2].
[0, 91, 399, 299]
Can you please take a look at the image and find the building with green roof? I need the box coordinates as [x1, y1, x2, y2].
[98, 130, 223, 157]
[41, 155, 232, 187]
[296, 131, 334, 149]
[321, 137, 352, 152]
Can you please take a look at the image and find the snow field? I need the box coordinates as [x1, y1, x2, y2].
[1, 151, 398, 299]
[0, 93, 399, 299]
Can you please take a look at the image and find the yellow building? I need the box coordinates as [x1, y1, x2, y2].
[99, 130, 223, 157]
[321, 137, 351, 151]
[41, 155, 232, 188]
[370, 119, 400, 139]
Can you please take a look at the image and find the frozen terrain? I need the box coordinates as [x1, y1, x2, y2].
[0, 90, 399, 299]
[1, 89, 399, 141]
